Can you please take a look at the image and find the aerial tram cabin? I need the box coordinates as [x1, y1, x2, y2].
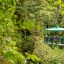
[45, 26, 64, 47]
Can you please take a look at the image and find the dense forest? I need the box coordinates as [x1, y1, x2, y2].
[0, 0, 64, 64]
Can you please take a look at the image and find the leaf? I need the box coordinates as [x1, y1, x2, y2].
[0, 10, 4, 18]
[0, 0, 2, 2]
[61, 3, 64, 7]
[31, 55, 40, 61]
[54, 0, 61, 5]
[61, 10, 64, 15]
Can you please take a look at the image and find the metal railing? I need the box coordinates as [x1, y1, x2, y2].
[44, 36, 64, 46]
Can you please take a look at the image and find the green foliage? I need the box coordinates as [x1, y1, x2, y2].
[25, 53, 41, 64]
[0, 0, 26, 64]
[22, 21, 35, 30]
[1, 0, 64, 64]
[54, 0, 62, 5]
[26, 53, 40, 61]
[3, 49, 25, 64]
[33, 39, 64, 64]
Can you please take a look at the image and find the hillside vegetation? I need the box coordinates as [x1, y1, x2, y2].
[0, 0, 64, 64]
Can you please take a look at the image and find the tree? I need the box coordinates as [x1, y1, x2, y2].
[0, 0, 26, 64]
